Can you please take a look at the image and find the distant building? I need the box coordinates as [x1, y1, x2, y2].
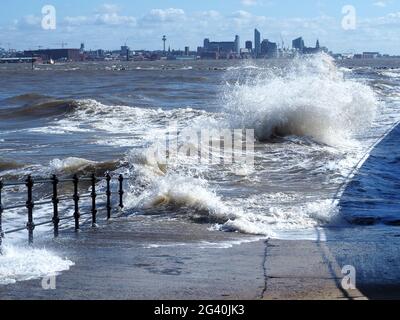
[261, 40, 278, 58]
[121, 46, 129, 57]
[292, 37, 305, 52]
[254, 29, 261, 58]
[234, 35, 240, 54]
[24, 48, 81, 62]
[292, 37, 327, 55]
[245, 41, 253, 51]
[201, 51, 219, 60]
[303, 47, 319, 54]
[185, 46, 190, 56]
[204, 38, 210, 50]
[362, 52, 380, 59]
[202, 36, 240, 58]
[0, 57, 37, 64]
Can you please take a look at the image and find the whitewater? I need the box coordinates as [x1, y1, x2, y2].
[1, 54, 400, 284]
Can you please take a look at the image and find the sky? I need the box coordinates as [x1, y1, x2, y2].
[0, 0, 399, 54]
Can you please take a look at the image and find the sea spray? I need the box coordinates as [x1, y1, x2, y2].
[0, 55, 382, 241]
[121, 54, 379, 236]
[223, 53, 378, 146]
[0, 244, 74, 285]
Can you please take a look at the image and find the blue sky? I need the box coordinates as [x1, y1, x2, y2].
[0, 0, 399, 54]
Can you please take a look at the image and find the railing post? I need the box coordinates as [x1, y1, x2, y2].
[51, 175, 60, 238]
[0, 180, 4, 255]
[106, 173, 112, 220]
[91, 174, 97, 227]
[118, 174, 124, 209]
[73, 174, 80, 231]
[25, 175, 35, 245]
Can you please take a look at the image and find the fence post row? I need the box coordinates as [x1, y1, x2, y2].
[0, 173, 125, 249]
[73, 174, 80, 231]
[52, 174, 60, 238]
[106, 173, 112, 220]
[26, 175, 35, 245]
[91, 174, 97, 227]
[118, 174, 124, 209]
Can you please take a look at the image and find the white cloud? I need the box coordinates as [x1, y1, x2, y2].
[142, 8, 186, 24]
[198, 10, 221, 19]
[373, 0, 394, 7]
[64, 4, 136, 27]
[13, 15, 42, 29]
[241, 0, 258, 6]
[94, 12, 136, 26]
[64, 16, 89, 26]
[97, 4, 120, 14]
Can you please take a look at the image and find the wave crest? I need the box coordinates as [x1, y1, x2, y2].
[223, 53, 378, 146]
[0, 94, 77, 120]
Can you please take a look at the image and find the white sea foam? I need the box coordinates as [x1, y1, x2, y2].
[115, 54, 384, 239]
[49, 157, 97, 174]
[0, 245, 74, 285]
[143, 237, 263, 249]
[123, 142, 343, 237]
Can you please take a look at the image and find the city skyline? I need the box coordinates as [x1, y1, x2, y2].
[0, 1, 400, 54]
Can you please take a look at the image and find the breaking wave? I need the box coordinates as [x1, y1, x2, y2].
[120, 54, 379, 237]
[223, 53, 378, 146]
[0, 94, 77, 120]
[48, 157, 120, 176]
[0, 54, 384, 239]
[0, 159, 24, 172]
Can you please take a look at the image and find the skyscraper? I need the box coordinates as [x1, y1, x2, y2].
[234, 35, 240, 54]
[254, 29, 261, 58]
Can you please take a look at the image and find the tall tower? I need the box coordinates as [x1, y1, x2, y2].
[316, 39, 320, 49]
[162, 35, 167, 54]
[254, 29, 261, 58]
[234, 35, 240, 54]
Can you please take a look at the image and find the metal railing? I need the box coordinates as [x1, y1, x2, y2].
[0, 173, 125, 253]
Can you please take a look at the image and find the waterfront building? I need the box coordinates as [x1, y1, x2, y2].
[254, 29, 261, 58]
[235, 35, 240, 54]
[24, 48, 81, 62]
[201, 36, 240, 58]
[292, 37, 305, 53]
[245, 41, 253, 51]
[261, 40, 278, 58]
